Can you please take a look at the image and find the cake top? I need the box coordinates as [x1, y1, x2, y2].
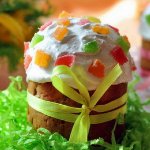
[140, 5, 150, 40]
[24, 11, 134, 90]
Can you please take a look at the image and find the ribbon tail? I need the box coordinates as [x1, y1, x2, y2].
[69, 112, 90, 143]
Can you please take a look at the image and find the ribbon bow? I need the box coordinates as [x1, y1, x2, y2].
[51, 64, 123, 143]
[28, 64, 127, 143]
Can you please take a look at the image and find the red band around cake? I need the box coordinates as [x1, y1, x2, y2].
[140, 68, 150, 77]
[141, 48, 150, 60]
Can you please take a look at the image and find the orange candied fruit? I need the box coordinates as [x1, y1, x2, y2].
[58, 18, 71, 26]
[88, 59, 105, 78]
[53, 27, 69, 41]
[59, 11, 71, 18]
[35, 50, 51, 68]
[92, 25, 110, 35]
[123, 35, 130, 46]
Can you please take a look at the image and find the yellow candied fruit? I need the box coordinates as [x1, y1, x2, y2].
[92, 25, 110, 35]
[53, 27, 69, 41]
[58, 18, 71, 26]
[59, 11, 71, 18]
[86, 16, 101, 23]
[35, 50, 51, 68]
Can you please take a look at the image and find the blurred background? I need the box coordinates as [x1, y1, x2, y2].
[0, 0, 150, 97]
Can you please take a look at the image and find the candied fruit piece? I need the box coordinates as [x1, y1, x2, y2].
[92, 25, 109, 34]
[24, 42, 29, 53]
[87, 16, 101, 23]
[78, 19, 89, 25]
[54, 54, 75, 67]
[145, 14, 150, 25]
[110, 46, 128, 65]
[82, 40, 99, 53]
[108, 25, 119, 33]
[58, 18, 70, 26]
[24, 55, 32, 70]
[39, 20, 52, 31]
[123, 35, 130, 46]
[88, 59, 105, 78]
[59, 11, 71, 18]
[30, 33, 44, 48]
[53, 27, 69, 41]
[117, 36, 130, 53]
[131, 66, 137, 71]
[35, 50, 51, 68]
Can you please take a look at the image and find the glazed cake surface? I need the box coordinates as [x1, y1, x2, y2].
[24, 15, 133, 90]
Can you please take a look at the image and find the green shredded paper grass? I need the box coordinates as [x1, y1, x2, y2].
[0, 75, 150, 150]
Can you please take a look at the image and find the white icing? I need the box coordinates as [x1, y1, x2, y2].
[140, 5, 150, 40]
[25, 17, 133, 91]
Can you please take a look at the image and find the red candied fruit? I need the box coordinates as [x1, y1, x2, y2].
[24, 55, 32, 70]
[108, 25, 119, 33]
[110, 46, 128, 65]
[131, 66, 137, 71]
[39, 20, 52, 31]
[24, 42, 29, 53]
[54, 54, 76, 67]
[88, 59, 105, 78]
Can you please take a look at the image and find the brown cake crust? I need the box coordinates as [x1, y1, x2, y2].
[141, 58, 150, 70]
[141, 39, 150, 70]
[27, 81, 127, 142]
[142, 39, 150, 50]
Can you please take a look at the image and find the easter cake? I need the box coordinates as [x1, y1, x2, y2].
[25, 12, 134, 143]
[140, 5, 150, 76]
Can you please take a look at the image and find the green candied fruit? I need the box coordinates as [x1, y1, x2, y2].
[117, 36, 130, 53]
[30, 33, 44, 48]
[82, 40, 99, 53]
[145, 14, 150, 26]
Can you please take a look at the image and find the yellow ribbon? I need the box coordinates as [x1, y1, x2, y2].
[27, 64, 127, 143]
[27, 92, 127, 123]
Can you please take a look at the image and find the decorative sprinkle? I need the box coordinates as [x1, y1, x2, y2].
[53, 27, 69, 41]
[92, 25, 110, 34]
[24, 42, 29, 53]
[131, 66, 137, 71]
[24, 55, 32, 70]
[117, 36, 130, 53]
[82, 40, 99, 53]
[108, 25, 119, 33]
[88, 59, 105, 78]
[145, 14, 150, 26]
[35, 50, 51, 68]
[39, 20, 52, 31]
[110, 46, 128, 65]
[58, 18, 70, 26]
[59, 11, 71, 18]
[54, 54, 75, 67]
[30, 34, 44, 48]
[78, 19, 89, 25]
[86, 16, 101, 23]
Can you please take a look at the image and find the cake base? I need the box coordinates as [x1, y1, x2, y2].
[27, 81, 127, 142]
[141, 39, 150, 72]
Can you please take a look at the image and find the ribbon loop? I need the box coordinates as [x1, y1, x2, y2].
[52, 65, 90, 104]
[90, 64, 122, 108]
